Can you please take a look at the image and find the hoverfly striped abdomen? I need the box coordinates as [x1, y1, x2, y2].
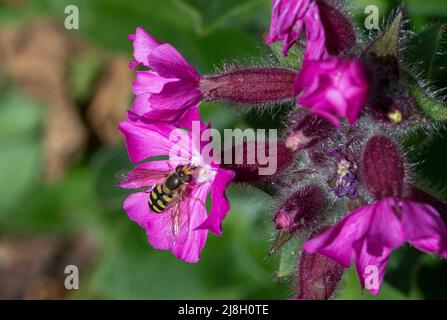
[149, 184, 174, 213]
[148, 165, 194, 213]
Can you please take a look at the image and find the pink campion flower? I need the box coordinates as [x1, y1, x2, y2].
[304, 135, 447, 295]
[293, 57, 369, 127]
[128, 27, 202, 124]
[266, 0, 328, 60]
[303, 197, 447, 295]
[118, 114, 235, 263]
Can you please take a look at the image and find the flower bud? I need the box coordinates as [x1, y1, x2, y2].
[286, 114, 335, 152]
[316, 0, 356, 55]
[221, 140, 293, 183]
[297, 239, 345, 300]
[293, 58, 369, 127]
[200, 68, 296, 105]
[269, 186, 326, 255]
[274, 185, 326, 233]
[361, 135, 405, 199]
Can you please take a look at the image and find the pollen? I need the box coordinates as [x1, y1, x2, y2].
[388, 109, 403, 123]
[194, 166, 216, 184]
[337, 159, 351, 175]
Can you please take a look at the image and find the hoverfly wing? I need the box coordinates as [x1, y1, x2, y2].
[170, 196, 183, 238]
[169, 190, 207, 243]
[117, 168, 169, 190]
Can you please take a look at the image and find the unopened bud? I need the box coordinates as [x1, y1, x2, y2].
[316, 0, 356, 55]
[200, 68, 296, 105]
[286, 114, 335, 152]
[221, 140, 293, 183]
[270, 186, 326, 255]
[297, 240, 345, 300]
[362, 135, 405, 199]
[274, 186, 326, 233]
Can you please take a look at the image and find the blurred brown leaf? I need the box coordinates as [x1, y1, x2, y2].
[0, 234, 97, 299]
[87, 55, 132, 144]
[0, 19, 87, 182]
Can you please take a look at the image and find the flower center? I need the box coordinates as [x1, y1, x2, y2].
[333, 158, 358, 199]
[193, 165, 216, 184]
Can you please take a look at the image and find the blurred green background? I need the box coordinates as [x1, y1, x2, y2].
[1, 0, 447, 299]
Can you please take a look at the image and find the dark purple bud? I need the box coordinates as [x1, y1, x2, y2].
[274, 186, 326, 233]
[286, 114, 335, 152]
[297, 234, 345, 300]
[362, 135, 405, 199]
[269, 186, 326, 255]
[200, 68, 296, 105]
[316, 0, 356, 55]
[221, 140, 293, 183]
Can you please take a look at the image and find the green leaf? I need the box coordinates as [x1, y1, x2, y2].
[0, 91, 42, 140]
[0, 140, 41, 214]
[277, 239, 299, 278]
[2, 168, 101, 233]
[0, 91, 42, 214]
[405, 23, 447, 81]
[411, 84, 447, 120]
[269, 41, 303, 69]
[338, 268, 408, 300]
[268, 231, 293, 256]
[69, 52, 103, 105]
[407, 0, 447, 18]
[172, 0, 270, 36]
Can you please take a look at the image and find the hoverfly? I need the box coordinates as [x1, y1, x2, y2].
[148, 164, 195, 213]
[119, 163, 199, 236]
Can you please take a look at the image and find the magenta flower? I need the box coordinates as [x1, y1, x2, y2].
[129, 27, 202, 125]
[266, 0, 328, 60]
[304, 197, 447, 295]
[304, 136, 447, 295]
[118, 114, 235, 263]
[293, 58, 369, 127]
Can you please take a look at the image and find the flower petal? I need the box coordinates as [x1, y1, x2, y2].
[131, 94, 201, 127]
[197, 168, 235, 235]
[266, 0, 312, 56]
[123, 192, 152, 229]
[303, 205, 373, 268]
[129, 27, 162, 67]
[176, 106, 201, 131]
[365, 197, 405, 257]
[149, 81, 202, 111]
[130, 93, 152, 117]
[303, 2, 328, 60]
[123, 189, 209, 263]
[148, 43, 200, 82]
[132, 71, 179, 95]
[401, 200, 447, 257]
[170, 184, 210, 263]
[118, 118, 190, 163]
[294, 58, 368, 126]
[353, 240, 390, 296]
